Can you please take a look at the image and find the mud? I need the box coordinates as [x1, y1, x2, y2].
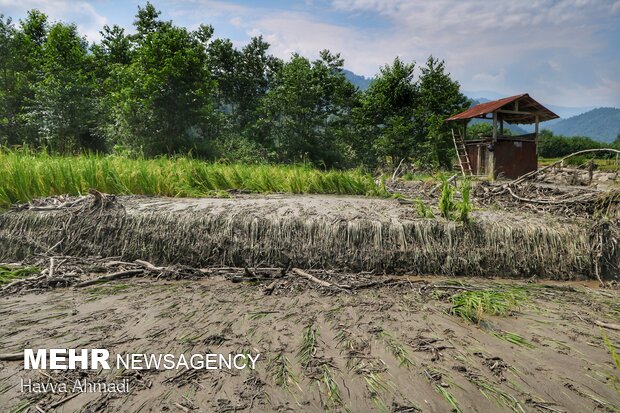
[0, 274, 619, 412]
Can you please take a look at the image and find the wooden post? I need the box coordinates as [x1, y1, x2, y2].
[499, 114, 504, 137]
[535, 114, 540, 160]
[489, 111, 497, 180]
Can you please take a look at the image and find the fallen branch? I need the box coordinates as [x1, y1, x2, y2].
[594, 320, 620, 331]
[0, 353, 22, 361]
[74, 269, 144, 288]
[134, 259, 164, 271]
[512, 148, 620, 185]
[292, 268, 332, 287]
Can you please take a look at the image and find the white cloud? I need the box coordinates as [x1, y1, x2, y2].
[0, 0, 107, 41]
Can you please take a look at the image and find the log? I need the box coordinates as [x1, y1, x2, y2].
[134, 259, 164, 271]
[594, 320, 620, 331]
[0, 353, 22, 361]
[74, 269, 144, 288]
[292, 268, 332, 287]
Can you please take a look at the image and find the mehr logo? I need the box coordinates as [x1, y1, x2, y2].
[24, 349, 110, 370]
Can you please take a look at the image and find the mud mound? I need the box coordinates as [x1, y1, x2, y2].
[0, 195, 615, 280]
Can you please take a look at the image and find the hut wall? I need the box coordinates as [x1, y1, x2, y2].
[494, 139, 537, 179]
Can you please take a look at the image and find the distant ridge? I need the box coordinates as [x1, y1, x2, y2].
[343, 69, 372, 90]
[543, 108, 620, 143]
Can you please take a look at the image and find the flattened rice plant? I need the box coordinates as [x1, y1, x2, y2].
[450, 289, 527, 324]
[0, 265, 40, 286]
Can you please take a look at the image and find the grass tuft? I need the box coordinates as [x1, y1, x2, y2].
[493, 331, 535, 349]
[269, 353, 299, 393]
[0, 265, 40, 286]
[297, 323, 319, 368]
[450, 289, 526, 324]
[601, 330, 620, 397]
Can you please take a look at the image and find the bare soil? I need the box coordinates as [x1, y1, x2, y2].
[1, 273, 619, 413]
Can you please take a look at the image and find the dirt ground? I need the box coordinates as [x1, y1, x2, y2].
[1, 272, 619, 413]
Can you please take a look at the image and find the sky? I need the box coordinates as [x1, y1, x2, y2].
[1, 0, 619, 108]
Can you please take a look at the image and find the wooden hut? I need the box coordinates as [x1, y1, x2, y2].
[446, 94, 559, 179]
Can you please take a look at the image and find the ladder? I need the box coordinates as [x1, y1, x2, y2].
[452, 128, 473, 176]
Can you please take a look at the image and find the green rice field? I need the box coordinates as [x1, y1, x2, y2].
[0, 150, 386, 208]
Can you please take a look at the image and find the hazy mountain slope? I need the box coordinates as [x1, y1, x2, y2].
[544, 108, 620, 142]
[343, 69, 372, 90]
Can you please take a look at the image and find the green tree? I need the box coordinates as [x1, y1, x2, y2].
[0, 11, 48, 145]
[356, 57, 417, 165]
[415, 56, 469, 167]
[257, 50, 357, 166]
[108, 4, 215, 155]
[26, 21, 100, 152]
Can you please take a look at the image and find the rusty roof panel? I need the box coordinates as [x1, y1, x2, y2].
[446, 93, 559, 124]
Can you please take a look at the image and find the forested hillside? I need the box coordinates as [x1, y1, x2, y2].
[544, 108, 620, 142]
[0, 3, 468, 169]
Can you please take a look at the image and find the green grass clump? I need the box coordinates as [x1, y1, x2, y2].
[437, 176, 472, 223]
[297, 324, 319, 368]
[493, 331, 535, 349]
[269, 353, 299, 393]
[471, 377, 525, 413]
[0, 149, 387, 208]
[416, 198, 434, 218]
[0, 265, 40, 286]
[450, 288, 526, 324]
[601, 330, 620, 397]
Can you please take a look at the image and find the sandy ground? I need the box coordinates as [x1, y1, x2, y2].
[1, 273, 619, 413]
[120, 194, 575, 226]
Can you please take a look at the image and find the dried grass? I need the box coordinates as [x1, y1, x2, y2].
[0, 205, 597, 278]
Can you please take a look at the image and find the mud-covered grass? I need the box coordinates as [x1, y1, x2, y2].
[1, 275, 619, 412]
[0, 150, 386, 208]
[0, 265, 39, 286]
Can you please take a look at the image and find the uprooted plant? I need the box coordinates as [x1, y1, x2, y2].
[450, 288, 527, 324]
[601, 330, 620, 397]
[0, 265, 39, 286]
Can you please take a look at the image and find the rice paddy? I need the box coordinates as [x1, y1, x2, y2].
[0, 150, 386, 208]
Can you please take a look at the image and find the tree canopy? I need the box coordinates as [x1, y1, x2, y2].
[0, 3, 471, 170]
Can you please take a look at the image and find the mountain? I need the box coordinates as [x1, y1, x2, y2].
[543, 108, 620, 143]
[343, 69, 372, 90]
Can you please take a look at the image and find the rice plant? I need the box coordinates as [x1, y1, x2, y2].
[0, 265, 40, 286]
[449, 289, 527, 324]
[319, 365, 348, 411]
[458, 179, 472, 223]
[425, 368, 463, 413]
[433, 384, 463, 413]
[416, 198, 434, 218]
[297, 324, 319, 368]
[470, 377, 525, 413]
[379, 331, 415, 368]
[364, 372, 391, 413]
[0, 149, 387, 208]
[601, 330, 620, 397]
[438, 176, 456, 220]
[493, 331, 535, 349]
[269, 353, 299, 393]
[437, 175, 471, 223]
